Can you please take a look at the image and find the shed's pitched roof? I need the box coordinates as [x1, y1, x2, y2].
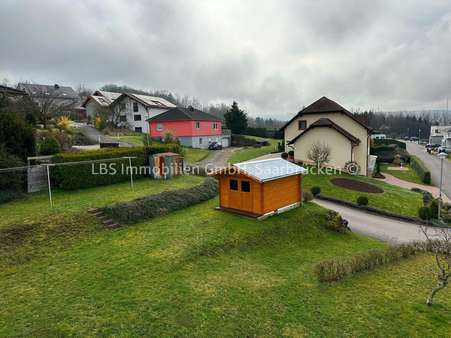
[18, 83, 78, 99]
[280, 96, 371, 132]
[147, 106, 222, 122]
[212, 158, 307, 182]
[288, 118, 360, 145]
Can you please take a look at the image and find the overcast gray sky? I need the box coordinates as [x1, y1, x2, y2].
[1, 0, 451, 118]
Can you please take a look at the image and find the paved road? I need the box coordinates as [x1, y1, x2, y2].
[195, 147, 243, 168]
[314, 199, 449, 244]
[406, 142, 451, 199]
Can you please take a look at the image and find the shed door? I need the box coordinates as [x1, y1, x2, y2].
[228, 178, 253, 213]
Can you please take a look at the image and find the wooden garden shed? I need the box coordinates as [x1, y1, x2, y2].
[211, 158, 307, 218]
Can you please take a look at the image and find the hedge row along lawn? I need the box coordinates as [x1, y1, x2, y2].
[380, 163, 424, 185]
[0, 186, 450, 336]
[228, 135, 280, 164]
[304, 172, 424, 217]
[106, 135, 211, 164]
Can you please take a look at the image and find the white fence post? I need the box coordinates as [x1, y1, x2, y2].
[46, 164, 53, 207]
[128, 157, 134, 191]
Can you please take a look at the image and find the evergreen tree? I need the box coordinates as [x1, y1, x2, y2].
[224, 101, 248, 134]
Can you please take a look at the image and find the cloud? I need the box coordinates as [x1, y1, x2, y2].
[1, 0, 451, 117]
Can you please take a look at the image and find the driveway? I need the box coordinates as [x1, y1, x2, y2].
[196, 147, 243, 168]
[78, 125, 133, 147]
[314, 199, 449, 244]
[406, 142, 451, 199]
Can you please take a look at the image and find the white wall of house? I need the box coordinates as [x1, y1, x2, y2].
[284, 112, 369, 175]
[117, 96, 169, 133]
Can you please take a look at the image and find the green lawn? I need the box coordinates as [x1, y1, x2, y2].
[110, 135, 145, 146]
[380, 163, 424, 184]
[0, 178, 450, 336]
[183, 147, 211, 163]
[304, 172, 423, 217]
[0, 175, 203, 228]
[228, 136, 280, 164]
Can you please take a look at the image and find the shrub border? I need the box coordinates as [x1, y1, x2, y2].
[315, 194, 430, 225]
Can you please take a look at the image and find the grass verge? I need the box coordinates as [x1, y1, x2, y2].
[380, 163, 424, 184]
[304, 172, 423, 217]
[228, 136, 280, 163]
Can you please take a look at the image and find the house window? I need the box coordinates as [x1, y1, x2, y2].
[230, 179, 238, 191]
[120, 103, 126, 111]
[195, 122, 200, 129]
[199, 137, 203, 144]
[119, 115, 127, 122]
[213, 122, 218, 129]
[135, 127, 142, 133]
[133, 102, 139, 112]
[157, 123, 163, 131]
[298, 120, 307, 130]
[134, 115, 142, 121]
[241, 180, 251, 192]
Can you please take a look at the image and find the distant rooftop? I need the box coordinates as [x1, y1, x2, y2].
[18, 83, 78, 99]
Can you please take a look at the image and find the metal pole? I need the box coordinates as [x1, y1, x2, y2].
[438, 157, 443, 221]
[46, 164, 53, 207]
[128, 157, 134, 191]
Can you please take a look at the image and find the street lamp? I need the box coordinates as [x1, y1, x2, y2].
[437, 152, 447, 222]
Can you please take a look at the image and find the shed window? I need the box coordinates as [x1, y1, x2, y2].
[133, 102, 139, 112]
[229, 179, 238, 191]
[298, 120, 307, 130]
[241, 180, 250, 192]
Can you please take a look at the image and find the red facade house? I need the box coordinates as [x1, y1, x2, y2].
[147, 106, 230, 148]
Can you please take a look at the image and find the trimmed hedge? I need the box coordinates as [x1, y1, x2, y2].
[373, 139, 406, 149]
[410, 156, 431, 184]
[370, 144, 410, 163]
[51, 144, 182, 190]
[101, 177, 218, 224]
[315, 243, 424, 282]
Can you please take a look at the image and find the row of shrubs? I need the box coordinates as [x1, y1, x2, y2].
[51, 144, 183, 190]
[370, 144, 410, 163]
[315, 242, 427, 282]
[101, 177, 218, 224]
[410, 156, 432, 184]
[372, 138, 407, 149]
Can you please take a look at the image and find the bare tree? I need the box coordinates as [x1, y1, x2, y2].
[420, 226, 451, 305]
[22, 84, 76, 127]
[307, 142, 331, 174]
